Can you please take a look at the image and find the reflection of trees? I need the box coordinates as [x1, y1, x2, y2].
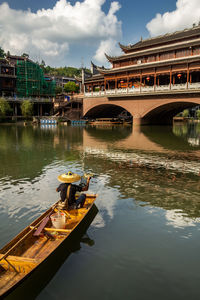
[173, 123, 188, 136]
[83, 154, 200, 219]
[173, 123, 200, 147]
[0, 125, 83, 180]
[142, 125, 200, 151]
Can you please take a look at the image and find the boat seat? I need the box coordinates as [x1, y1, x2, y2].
[0, 254, 38, 273]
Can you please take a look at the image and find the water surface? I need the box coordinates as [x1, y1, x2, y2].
[0, 123, 200, 300]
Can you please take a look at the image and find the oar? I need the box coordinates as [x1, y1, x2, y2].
[33, 203, 57, 236]
[0, 203, 57, 265]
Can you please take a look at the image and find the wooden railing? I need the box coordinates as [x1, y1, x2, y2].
[85, 82, 200, 97]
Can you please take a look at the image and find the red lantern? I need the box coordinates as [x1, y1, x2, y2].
[146, 76, 150, 81]
[177, 73, 182, 79]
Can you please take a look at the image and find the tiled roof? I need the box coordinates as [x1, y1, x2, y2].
[120, 25, 200, 52]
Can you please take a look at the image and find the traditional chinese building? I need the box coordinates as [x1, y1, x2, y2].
[82, 25, 200, 124]
[0, 58, 16, 97]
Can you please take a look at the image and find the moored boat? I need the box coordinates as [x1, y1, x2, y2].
[0, 193, 97, 298]
[88, 118, 123, 125]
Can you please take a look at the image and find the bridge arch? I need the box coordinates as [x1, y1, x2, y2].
[84, 103, 132, 119]
[83, 95, 200, 125]
[141, 100, 199, 125]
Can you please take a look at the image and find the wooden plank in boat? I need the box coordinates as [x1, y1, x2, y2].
[30, 226, 72, 233]
[0, 254, 38, 273]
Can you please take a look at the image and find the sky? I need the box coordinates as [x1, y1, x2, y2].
[0, 0, 199, 68]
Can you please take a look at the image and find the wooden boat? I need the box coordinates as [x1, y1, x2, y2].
[0, 194, 97, 298]
[88, 118, 123, 126]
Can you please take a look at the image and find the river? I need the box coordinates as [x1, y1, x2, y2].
[0, 122, 200, 300]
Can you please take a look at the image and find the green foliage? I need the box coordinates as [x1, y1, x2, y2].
[64, 81, 79, 93]
[0, 47, 5, 58]
[196, 110, 200, 119]
[0, 98, 12, 116]
[182, 109, 189, 118]
[21, 53, 29, 58]
[55, 86, 63, 94]
[21, 100, 33, 118]
[43, 66, 81, 77]
[43, 66, 91, 78]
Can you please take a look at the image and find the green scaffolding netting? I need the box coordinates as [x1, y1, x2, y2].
[16, 60, 55, 97]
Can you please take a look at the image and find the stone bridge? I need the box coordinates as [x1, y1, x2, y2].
[83, 92, 200, 125]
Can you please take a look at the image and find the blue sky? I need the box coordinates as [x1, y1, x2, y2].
[0, 0, 198, 68]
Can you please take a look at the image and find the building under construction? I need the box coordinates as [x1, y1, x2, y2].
[7, 55, 55, 98]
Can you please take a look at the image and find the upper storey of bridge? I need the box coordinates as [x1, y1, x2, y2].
[99, 24, 200, 73]
[119, 25, 200, 54]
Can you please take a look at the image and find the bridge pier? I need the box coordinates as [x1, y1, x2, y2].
[40, 104, 42, 116]
[133, 117, 142, 126]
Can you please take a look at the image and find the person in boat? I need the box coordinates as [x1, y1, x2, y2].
[56, 171, 91, 209]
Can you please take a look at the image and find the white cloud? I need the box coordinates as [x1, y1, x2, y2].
[146, 0, 200, 37]
[94, 38, 121, 63]
[0, 0, 121, 66]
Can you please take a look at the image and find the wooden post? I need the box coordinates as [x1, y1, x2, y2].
[14, 103, 17, 116]
[40, 104, 42, 116]
[187, 65, 189, 89]
[154, 70, 156, 91]
[170, 69, 172, 89]
[140, 73, 142, 92]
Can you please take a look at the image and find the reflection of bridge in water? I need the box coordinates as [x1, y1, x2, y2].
[82, 126, 200, 174]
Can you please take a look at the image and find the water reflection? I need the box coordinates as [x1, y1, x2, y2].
[1, 123, 200, 299]
[0, 123, 200, 235]
[83, 126, 200, 176]
[173, 122, 200, 147]
[165, 210, 200, 229]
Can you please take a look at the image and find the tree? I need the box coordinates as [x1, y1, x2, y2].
[0, 47, 5, 58]
[0, 98, 12, 116]
[55, 86, 63, 94]
[21, 53, 29, 58]
[21, 100, 33, 118]
[40, 60, 46, 70]
[182, 109, 189, 118]
[64, 81, 79, 93]
[196, 110, 200, 119]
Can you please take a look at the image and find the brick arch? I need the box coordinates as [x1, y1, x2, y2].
[141, 99, 199, 124]
[84, 103, 132, 118]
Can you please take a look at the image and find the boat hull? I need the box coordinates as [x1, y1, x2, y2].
[0, 195, 98, 299]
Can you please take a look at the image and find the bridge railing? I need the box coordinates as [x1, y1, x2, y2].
[84, 82, 200, 97]
[3, 96, 53, 103]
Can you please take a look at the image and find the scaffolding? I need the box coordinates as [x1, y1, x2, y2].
[16, 60, 55, 98]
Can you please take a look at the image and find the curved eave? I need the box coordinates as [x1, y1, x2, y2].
[96, 66, 111, 75]
[74, 75, 82, 82]
[105, 53, 116, 62]
[105, 52, 126, 63]
[91, 60, 97, 68]
[118, 42, 131, 53]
